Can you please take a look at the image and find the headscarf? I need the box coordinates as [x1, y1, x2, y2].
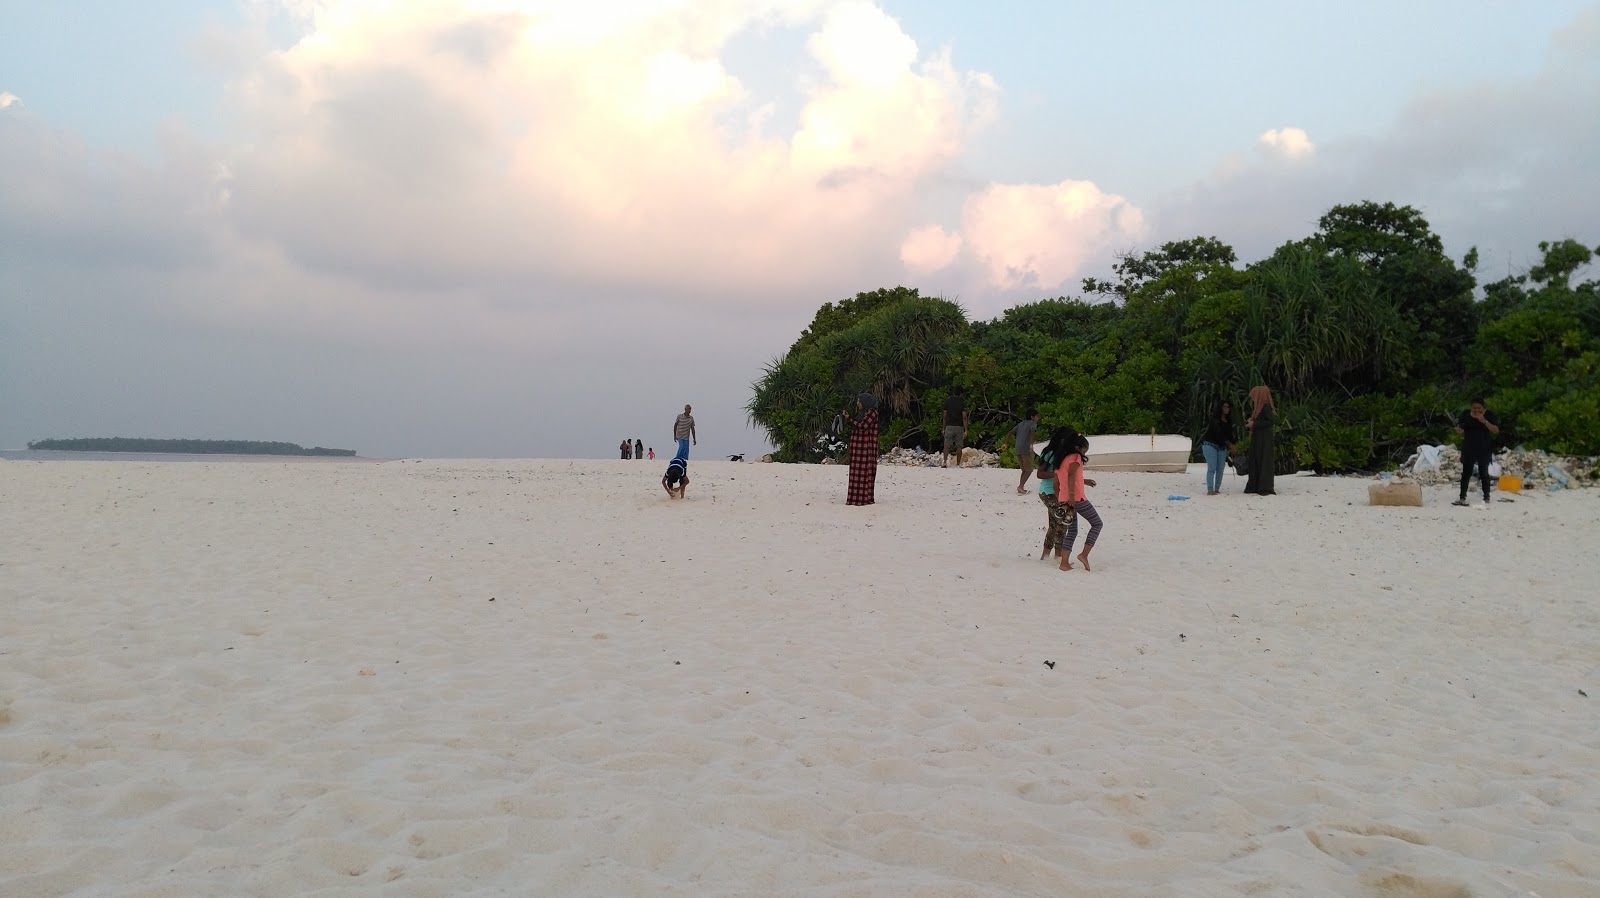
[1249, 385, 1274, 415]
[856, 393, 878, 410]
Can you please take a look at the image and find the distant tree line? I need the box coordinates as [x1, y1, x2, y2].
[26, 438, 357, 457]
[748, 201, 1600, 471]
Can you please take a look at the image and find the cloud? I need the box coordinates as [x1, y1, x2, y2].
[212, 0, 1004, 307]
[899, 224, 963, 273]
[957, 180, 1146, 292]
[1256, 126, 1314, 160]
[0, 92, 20, 109]
[3, 0, 1132, 341]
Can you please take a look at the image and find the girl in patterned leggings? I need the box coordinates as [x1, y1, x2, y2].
[1034, 428, 1076, 561]
[1056, 435, 1102, 571]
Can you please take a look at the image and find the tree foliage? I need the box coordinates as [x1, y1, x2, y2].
[748, 288, 969, 461]
[750, 205, 1600, 467]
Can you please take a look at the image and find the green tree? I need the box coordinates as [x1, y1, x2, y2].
[1471, 240, 1600, 454]
[749, 291, 969, 460]
[1310, 202, 1477, 383]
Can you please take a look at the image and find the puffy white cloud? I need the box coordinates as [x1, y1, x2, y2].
[217, 0, 1002, 303]
[961, 180, 1146, 291]
[898, 224, 963, 273]
[900, 180, 1146, 295]
[1257, 126, 1315, 159]
[0, 92, 21, 109]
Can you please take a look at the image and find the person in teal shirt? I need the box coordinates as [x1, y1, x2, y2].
[1033, 427, 1074, 561]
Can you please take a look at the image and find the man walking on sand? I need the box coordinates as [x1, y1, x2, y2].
[1001, 407, 1041, 493]
[673, 404, 697, 459]
[942, 387, 968, 468]
[1453, 398, 1500, 508]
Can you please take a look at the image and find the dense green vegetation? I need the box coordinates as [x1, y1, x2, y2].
[26, 438, 357, 457]
[748, 202, 1600, 471]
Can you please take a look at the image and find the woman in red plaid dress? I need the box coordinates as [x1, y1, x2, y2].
[843, 393, 879, 506]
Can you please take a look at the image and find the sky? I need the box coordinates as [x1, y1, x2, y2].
[2, 0, 1597, 459]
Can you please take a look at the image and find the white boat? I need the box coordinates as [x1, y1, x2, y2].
[1033, 433, 1192, 473]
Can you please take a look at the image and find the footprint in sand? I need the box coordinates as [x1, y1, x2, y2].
[1305, 825, 1472, 898]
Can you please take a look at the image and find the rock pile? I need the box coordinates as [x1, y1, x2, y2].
[1389, 445, 1599, 490]
[879, 447, 1000, 468]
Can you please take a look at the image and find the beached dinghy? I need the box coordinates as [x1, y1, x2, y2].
[1033, 433, 1192, 473]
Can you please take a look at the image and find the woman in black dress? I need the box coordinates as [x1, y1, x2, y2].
[1243, 385, 1276, 495]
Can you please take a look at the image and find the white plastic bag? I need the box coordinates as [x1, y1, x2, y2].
[1414, 445, 1443, 473]
[1488, 461, 1502, 478]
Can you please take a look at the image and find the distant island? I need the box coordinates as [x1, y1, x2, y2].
[26, 438, 357, 457]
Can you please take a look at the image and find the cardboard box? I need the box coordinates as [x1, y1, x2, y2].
[1369, 481, 1424, 507]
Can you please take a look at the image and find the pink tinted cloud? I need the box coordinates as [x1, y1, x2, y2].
[222, 0, 1002, 300]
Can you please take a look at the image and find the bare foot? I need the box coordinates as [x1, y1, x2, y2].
[1016, 487, 1026, 495]
[1077, 551, 1092, 571]
[1059, 558, 1074, 571]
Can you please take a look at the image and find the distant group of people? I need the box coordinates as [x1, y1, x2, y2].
[619, 438, 652, 460]
[1199, 385, 1278, 496]
[657, 383, 1502, 573]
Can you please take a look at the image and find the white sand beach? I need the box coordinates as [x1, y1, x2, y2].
[2, 458, 1597, 898]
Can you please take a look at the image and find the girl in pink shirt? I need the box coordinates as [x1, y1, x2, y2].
[1054, 434, 1103, 571]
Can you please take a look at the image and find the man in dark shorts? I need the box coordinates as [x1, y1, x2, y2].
[1452, 399, 1499, 508]
[662, 455, 689, 499]
[942, 387, 969, 468]
[1001, 407, 1041, 493]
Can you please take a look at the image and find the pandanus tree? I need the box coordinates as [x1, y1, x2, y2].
[748, 291, 969, 460]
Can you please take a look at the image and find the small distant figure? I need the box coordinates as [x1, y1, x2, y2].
[674, 404, 697, 459]
[635, 438, 644, 460]
[942, 387, 968, 468]
[662, 455, 689, 499]
[1001, 407, 1041, 494]
[1201, 399, 1239, 496]
[1055, 432, 1102, 571]
[728, 454, 744, 462]
[648, 447, 655, 460]
[1243, 386, 1276, 496]
[842, 393, 879, 506]
[1453, 398, 1500, 508]
[620, 439, 633, 460]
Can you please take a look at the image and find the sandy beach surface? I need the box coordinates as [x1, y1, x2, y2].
[2, 457, 1596, 898]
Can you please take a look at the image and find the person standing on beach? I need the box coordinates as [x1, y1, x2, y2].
[648, 447, 655, 460]
[620, 439, 632, 460]
[1243, 386, 1276, 496]
[635, 438, 644, 461]
[1001, 407, 1041, 494]
[1201, 399, 1238, 496]
[942, 388, 968, 468]
[1056, 433, 1102, 571]
[1453, 399, 1500, 508]
[842, 393, 880, 506]
[673, 405, 697, 459]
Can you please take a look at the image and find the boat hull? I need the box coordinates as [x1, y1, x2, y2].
[1032, 434, 1192, 473]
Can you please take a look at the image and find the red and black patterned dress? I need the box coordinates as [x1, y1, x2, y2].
[846, 408, 878, 505]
